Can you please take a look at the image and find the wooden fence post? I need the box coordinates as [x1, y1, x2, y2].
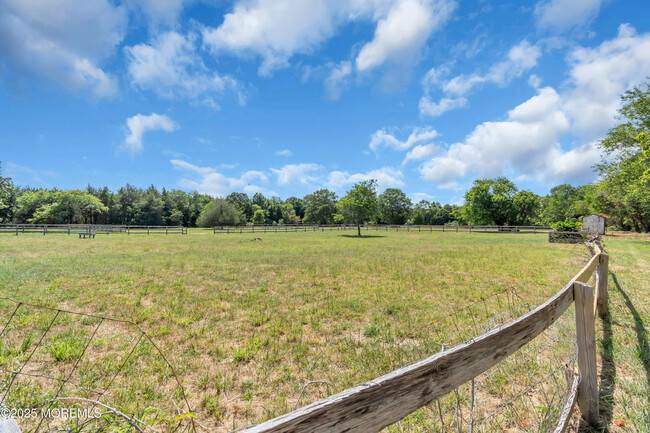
[573, 281, 599, 427]
[596, 254, 609, 318]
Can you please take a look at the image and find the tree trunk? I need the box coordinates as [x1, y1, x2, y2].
[357, 224, 361, 236]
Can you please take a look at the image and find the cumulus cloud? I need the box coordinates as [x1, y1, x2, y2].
[419, 40, 541, 116]
[0, 0, 126, 97]
[125, 31, 243, 106]
[126, 0, 187, 30]
[420, 87, 582, 187]
[327, 167, 404, 192]
[275, 149, 293, 157]
[171, 159, 275, 197]
[411, 192, 434, 202]
[535, 0, 602, 32]
[418, 26, 650, 188]
[561, 24, 650, 140]
[271, 163, 322, 186]
[403, 143, 438, 165]
[324, 61, 352, 100]
[369, 126, 438, 153]
[355, 0, 456, 72]
[202, 0, 454, 76]
[123, 113, 178, 153]
[419, 96, 467, 117]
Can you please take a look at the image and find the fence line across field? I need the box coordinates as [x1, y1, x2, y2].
[212, 224, 552, 234]
[0, 224, 187, 235]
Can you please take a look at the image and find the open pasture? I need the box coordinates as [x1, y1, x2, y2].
[0, 231, 648, 432]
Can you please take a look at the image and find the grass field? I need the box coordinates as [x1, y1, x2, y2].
[0, 230, 647, 432]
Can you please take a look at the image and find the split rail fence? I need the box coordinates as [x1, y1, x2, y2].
[213, 224, 551, 234]
[0, 224, 187, 236]
[241, 240, 608, 432]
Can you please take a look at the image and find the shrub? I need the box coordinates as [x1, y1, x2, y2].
[551, 218, 583, 232]
[197, 199, 243, 227]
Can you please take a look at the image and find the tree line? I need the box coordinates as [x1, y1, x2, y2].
[0, 81, 648, 231]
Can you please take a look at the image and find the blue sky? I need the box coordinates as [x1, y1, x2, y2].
[1, 0, 649, 204]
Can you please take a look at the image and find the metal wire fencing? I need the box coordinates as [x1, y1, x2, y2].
[384, 288, 579, 432]
[0, 298, 195, 433]
[226, 288, 580, 433]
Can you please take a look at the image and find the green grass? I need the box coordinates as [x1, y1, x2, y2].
[0, 230, 646, 431]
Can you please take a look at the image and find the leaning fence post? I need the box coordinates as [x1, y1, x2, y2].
[573, 281, 599, 427]
[596, 254, 609, 318]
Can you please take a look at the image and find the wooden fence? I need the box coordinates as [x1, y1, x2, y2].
[212, 224, 551, 234]
[242, 241, 608, 432]
[0, 224, 187, 235]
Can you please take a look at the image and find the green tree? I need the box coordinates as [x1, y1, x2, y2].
[135, 185, 164, 225]
[596, 80, 650, 232]
[303, 189, 338, 224]
[14, 190, 55, 223]
[286, 197, 305, 220]
[462, 177, 517, 225]
[281, 202, 300, 224]
[196, 199, 243, 227]
[511, 191, 541, 225]
[252, 207, 266, 225]
[0, 162, 16, 223]
[226, 192, 253, 222]
[339, 180, 378, 236]
[378, 188, 412, 224]
[29, 190, 107, 224]
[539, 184, 578, 224]
[411, 200, 430, 225]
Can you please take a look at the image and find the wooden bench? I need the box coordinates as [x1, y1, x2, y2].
[71, 231, 95, 239]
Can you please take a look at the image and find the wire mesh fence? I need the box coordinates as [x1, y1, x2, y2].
[0, 298, 195, 433]
[386, 289, 578, 433]
[224, 288, 580, 433]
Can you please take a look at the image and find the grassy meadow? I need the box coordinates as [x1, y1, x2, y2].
[0, 230, 647, 432]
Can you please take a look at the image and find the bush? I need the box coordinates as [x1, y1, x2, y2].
[196, 199, 243, 227]
[551, 218, 583, 232]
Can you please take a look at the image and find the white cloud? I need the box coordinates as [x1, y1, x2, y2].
[123, 113, 178, 153]
[275, 149, 293, 157]
[444, 41, 541, 94]
[324, 61, 352, 100]
[369, 126, 438, 152]
[126, 0, 187, 30]
[418, 96, 467, 117]
[403, 143, 438, 165]
[420, 87, 576, 187]
[202, 0, 455, 76]
[202, 0, 342, 76]
[271, 163, 322, 186]
[171, 159, 275, 197]
[419, 26, 650, 188]
[327, 167, 404, 192]
[126, 31, 243, 105]
[0, 0, 126, 97]
[355, 0, 456, 72]
[411, 192, 434, 202]
[561, 24, 650, 140]
[419, 40, 541, 116]
[535, 0, 602, 32]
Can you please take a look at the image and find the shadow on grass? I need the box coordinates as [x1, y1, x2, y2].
[611, 272, 650, 403]
[598, 301, 616, 430]
[340, 234, 386, 239]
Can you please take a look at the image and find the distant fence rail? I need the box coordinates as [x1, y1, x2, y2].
[0, 224, 187, 236]
[213, 224, 551, 234]
[241, 238, 608, 432]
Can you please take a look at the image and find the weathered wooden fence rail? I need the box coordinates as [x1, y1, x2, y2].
[0, 224, 187, 235]
[212, 224, 551, 234]
[244, 240, 608, 432]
